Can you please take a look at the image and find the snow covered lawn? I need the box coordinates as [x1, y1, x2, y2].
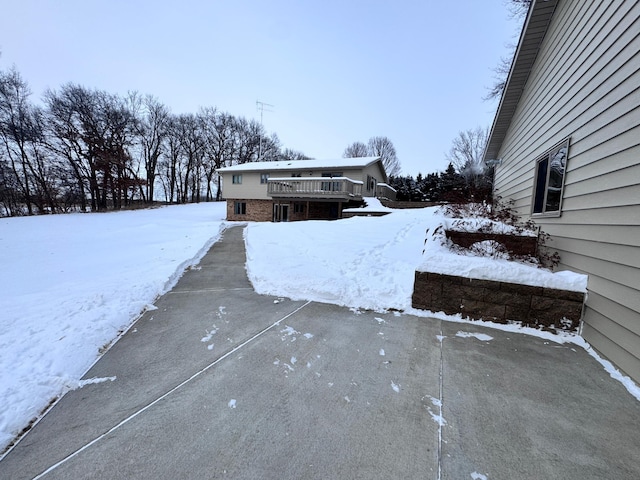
[245, 207, 438, 312]
[0, 203, 227, 450]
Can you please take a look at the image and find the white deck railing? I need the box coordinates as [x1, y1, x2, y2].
[267, 177, 363, 199]
[376, 183, 397, 201]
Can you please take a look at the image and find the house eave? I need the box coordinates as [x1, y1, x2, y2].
[217, 157, 382, 175]
[483, 0, 559, 162]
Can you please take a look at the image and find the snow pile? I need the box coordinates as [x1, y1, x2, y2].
[0, 203, 226, 450]
[343, 196, 392, 213]
[245, 208, 444, 311]
[445, 216, 537, 236]
[418, 221, 588, 293]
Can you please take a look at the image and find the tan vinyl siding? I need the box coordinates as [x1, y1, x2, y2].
[545, 224, 640, 246]
[222, 171, 271, 200]
[587, 290, 640, 338]
[538, 205, 639, 226]
[581, 322, 640, 384]
[361, 163, 386, 195]
[493, 1, 640, 382]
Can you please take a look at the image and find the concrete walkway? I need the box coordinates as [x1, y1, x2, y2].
[1, 225, 639, 479]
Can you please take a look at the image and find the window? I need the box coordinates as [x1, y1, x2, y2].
[532, 138, 569, 216]
[294, 202, 305, 213]
[234, 201, 246, 215]
[321, 172, 343, 191]
[260, 173, 269, 184]
[366, 175, 376, 192]
[232, 174, 242, 184]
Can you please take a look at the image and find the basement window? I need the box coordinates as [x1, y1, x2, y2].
[234, 201, 246, 215]
[532, 138, 570, 216]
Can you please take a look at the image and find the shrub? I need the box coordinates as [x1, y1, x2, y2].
[438, 197, 560, 268]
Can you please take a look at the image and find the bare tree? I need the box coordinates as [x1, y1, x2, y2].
[0, 68, 38, 214]
[158, 114, 183, 203]
[485, 0, 532, 101]
[98, 93, 138, 209]
[343, 141, 368, 158]
[280, 148, 311, 161]
[259, 132, 282, 162]
[130, 93, 170, 203]
[234, 117, 262, 165]
[507, 0, 532, 18]
[445, 126, 491, 194]
[45, 84, 138, 211]
[0, 69, 64, 215]
[0, 149, 23, 215]
[45, 85, 90, 211]
[485, 54, 513, 101]
[176, 113, 206, 203]
[368, 136, 401, 177]
[201, 108, 238, 201]
[23, 106, 61, 213]
[343, 137, 401, 176]
[0, 61, 318, 215]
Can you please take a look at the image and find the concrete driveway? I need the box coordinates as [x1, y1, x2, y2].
[1, 226, 639, 479]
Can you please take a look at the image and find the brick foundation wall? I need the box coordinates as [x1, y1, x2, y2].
[226, 199, 343, 222]
[412, 271, 585, 332]
[226, 199, 273, 222]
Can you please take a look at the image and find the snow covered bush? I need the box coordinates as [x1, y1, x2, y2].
[466, 240, 511, 260]
[436, 198, 560, 268]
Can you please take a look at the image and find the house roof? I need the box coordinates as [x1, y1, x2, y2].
[483, 0, 559, 162]
[217, 156, 383, 174]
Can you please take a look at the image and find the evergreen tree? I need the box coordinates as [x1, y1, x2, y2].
[439, 162, 467, 202]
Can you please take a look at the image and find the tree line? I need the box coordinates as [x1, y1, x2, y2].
[2, 63, 491, 217]
[389, 125, 493, 203]
[388, 162, 487, 204]
[0, 67, 309, 216]
[343, 136, 401, 177]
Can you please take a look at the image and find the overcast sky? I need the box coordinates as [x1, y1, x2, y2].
[1, 0, 521, 176]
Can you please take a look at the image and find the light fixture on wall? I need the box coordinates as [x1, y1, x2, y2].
[485, 158, 502, 167]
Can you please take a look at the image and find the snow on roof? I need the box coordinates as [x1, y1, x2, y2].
[217, 157, 381, 173]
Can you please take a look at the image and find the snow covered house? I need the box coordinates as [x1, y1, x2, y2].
[484, 0, 640, 382]
[217, 156, 395, 222]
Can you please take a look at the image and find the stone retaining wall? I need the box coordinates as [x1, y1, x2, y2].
[445, 231, 538, 256]
[378, 199, 438, 209]
[412, 271, 585, 332]
[342, 211, 390, 218]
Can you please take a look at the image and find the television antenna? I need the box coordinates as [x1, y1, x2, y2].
[256, 100, 274, 160]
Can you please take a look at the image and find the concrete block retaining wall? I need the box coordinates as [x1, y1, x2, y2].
[445, 231, 538, 257]
[412, 271, 585, 332]
[342, 211, 390, 218]
[378, 199, 439, 209]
